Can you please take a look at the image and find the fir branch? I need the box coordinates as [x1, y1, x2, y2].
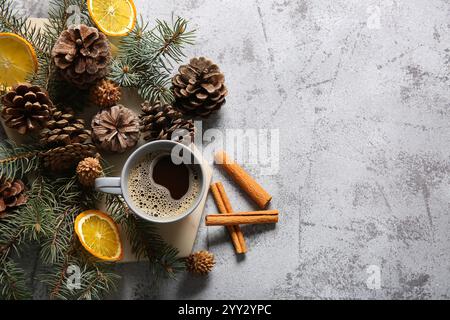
[42, 233, 77, 300]
[40, 175, 99, 264]
[109, 17, 195, 104]
[39, 206, 75, 265]
[0, 216, 24, 263]
[0, 259, 31, 300]
[153, 18, 195, 67]
[41, 252, 119, 300]
[138, 71, 174, 105]
[0, 176, 68, 300]
[106, 195, 185, 279]
[0, 177, 56, 262]
[46, 259, 71, 300]
[19, 177, 58, 241]
[109, 57, 140, 88]
[55, 175, 100, 209]
[39, 174, 118, 300]
[0, 140, 43, 180]
[75, 265, 119, 300]
[129, 217, 185, 279]
[106, 194, 131, 224]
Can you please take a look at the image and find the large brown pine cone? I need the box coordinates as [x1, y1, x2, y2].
[40, 108, 91, 146]
[172, 57, 228, 117]
[52, 24, 111, 88]
[91, 105, 140, 153]
[0, 179, 27, 218]
[140, 101, 195, 142]
[1, 83, 53, 134]
[39, 143, 99, 173]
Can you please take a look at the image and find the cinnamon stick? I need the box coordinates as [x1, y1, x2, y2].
[215, 150, 272, 209]
[206, 210, 279, 226]
[210, 183, 244, 253]
[215, 182, 247, 253]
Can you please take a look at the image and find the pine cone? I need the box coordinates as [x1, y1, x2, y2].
[52, 24, 111, 88]
[39, 143, 99, 173]
[76, 157, 103, 187]
[0, 179, 27, 219]
[91, 105, 140, 153]
[40, 108, 91, 146]
[1, 83, 53, 134]
[140, 101, 195, 142]
[90, 79, 121, 108]
[186, 250, 215, 275]
[172, 57, 228, 117]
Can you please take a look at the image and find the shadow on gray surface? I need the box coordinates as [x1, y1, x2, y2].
[0, 124, 6, 141]
[176, 273, 211, 299]
[207, 222, 276, 264]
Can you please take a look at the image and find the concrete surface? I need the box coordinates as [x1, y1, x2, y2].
[4, 0, 450, 299]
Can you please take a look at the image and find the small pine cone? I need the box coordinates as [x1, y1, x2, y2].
[0, 178, 27, 218]
[172, 57, 228, 117]
[39, 143, 99, 173]
[140, 101, 195, 142]
[52, 24, 111, 88]
[40, 108, 91, 146]
[186, 250, 215, 275]
[76, 157, 103, 187]
[90, 79, 121, 108]
[91, 105, 140, 153]
[1, 83, 53, 134]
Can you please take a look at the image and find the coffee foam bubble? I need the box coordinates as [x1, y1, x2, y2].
[127, 151, 200, 219]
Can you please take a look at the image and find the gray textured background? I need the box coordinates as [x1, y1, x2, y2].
[4, 0, 450, 299]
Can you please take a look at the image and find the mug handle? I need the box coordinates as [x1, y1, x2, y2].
[95, 177, 122, 195]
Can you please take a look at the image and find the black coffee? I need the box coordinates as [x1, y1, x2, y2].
[152, 155, 190, 200]
[127, 151, 200, 218]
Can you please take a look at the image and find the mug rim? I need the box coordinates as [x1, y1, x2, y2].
[121, 140, 207, 224]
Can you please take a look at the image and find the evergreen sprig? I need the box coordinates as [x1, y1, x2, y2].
[38, 175, 119, 300]
[0, 213, 24, 263]
[0, 176, 58, 299]
[39, 174, 98, 265]
[39, 206, 76, 265]
[106, 195, 186, 279]
[0, 177, 56, 262]
[41, 256, 119, 300]
[0, 259, 31, 300]
[19, 177, 57, 241]
[0, 140, 42, 180]
[75, 264, 119, 300]
[110, 17, 195, 104]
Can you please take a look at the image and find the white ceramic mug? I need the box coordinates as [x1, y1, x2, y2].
[95, 140, 207, 224]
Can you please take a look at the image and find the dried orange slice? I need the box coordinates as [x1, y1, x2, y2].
[75, 210, 123, 262]
[88, 0, 137, 37]
[0, 33, 38, 87]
